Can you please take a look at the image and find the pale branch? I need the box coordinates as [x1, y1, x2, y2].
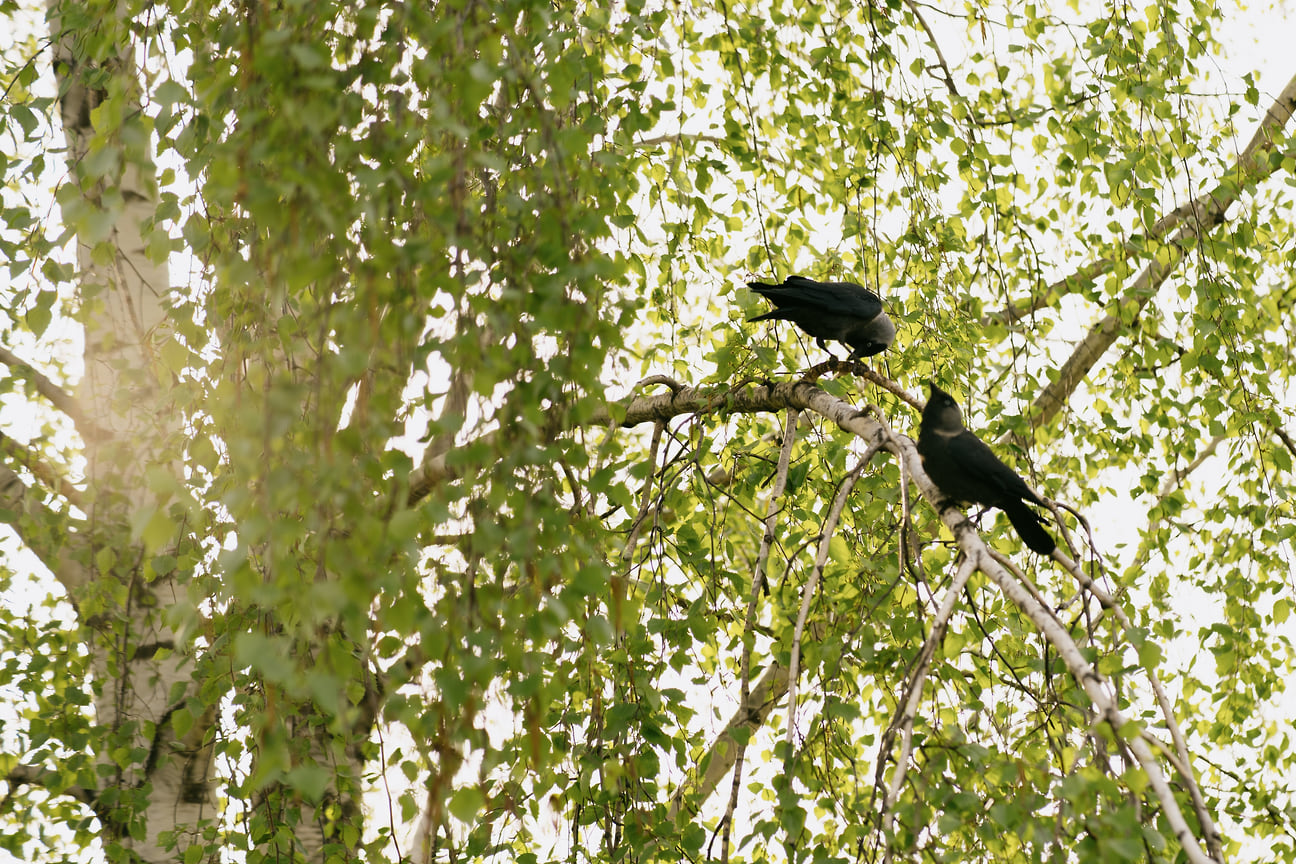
[786, 447, 879, 747]
[987, 255, 1112, 326]
[875, 555, 977, 864]
[724, 407, 799, 860]
[633, 132, 731, 150]
[666, 660, 790, 820]
[0, 462, 87, 592]
[1054, 555, 1224, 861]
[843, 361, 923, 410]
[1160, 434, 1227, 500]
[988, 563, 1217, 860]
[404, 380, 835, 506]
[0, 344, 100, 440]
[893, 434, 1220, 863]
[582, 374, 1220, 859]
[1050, 424, 1223, 855]
[1098, 430, 1231, 608]
[405, 368, 1217, 854]
[0, 431, 83, 507]
[1030, 70, 1296, 430]
[987, 193, 1213, 327]
[987, 70, 1296, 329]
[988, 548, 1061, 626]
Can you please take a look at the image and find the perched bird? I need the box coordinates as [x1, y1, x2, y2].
[917, 383, 1056, 555]
[747, 275, 896, 360]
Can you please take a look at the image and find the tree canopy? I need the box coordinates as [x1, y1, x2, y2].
[1, 0, 1295, 862]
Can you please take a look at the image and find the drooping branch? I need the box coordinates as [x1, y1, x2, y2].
[0, 431, 83, 507]
[0, 463, 86, 591]
[1062, 560, 1225, 861]
[875, 555, 978, 864]
[786, 447, 879, 742]
[0, 345, 100, 441]
[606, 375, 1220, 861]
[1029, 70, 1296, 429]
[5, 763, 98, 808]
[722, 407, 800, 859]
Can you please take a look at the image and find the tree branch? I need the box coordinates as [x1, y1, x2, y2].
[0, 462, 87, 591]
[787, 448, 880, 744]
[602, 375, 1220, 861]
[722, 407, 800, 859]
[875, 555, 977, 864]
[404, 380, 836, 506]
[5, 763, 97, 808]
[667, 660, 790, 820]
[0, 344, 101, 442]
[1029, 71, 1296, 429]
[0, 432, 82, 507]
[987, 71, 1296, 329]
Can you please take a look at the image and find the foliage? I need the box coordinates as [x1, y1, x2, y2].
[0, 0, 1293, 861]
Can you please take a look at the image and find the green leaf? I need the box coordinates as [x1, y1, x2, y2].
[448, 786, 484, 823]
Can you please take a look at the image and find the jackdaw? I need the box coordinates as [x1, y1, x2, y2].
[917, 383, 1056, 555]
[748, 275, 896, 359]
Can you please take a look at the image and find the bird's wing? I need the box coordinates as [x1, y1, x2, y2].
[765, 277, 883, 320]
[943, 432, 1029, 499]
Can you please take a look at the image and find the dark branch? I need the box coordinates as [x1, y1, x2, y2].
[6, 763, 98, 808]
[0, 432, 83, 507]
[0, 463, 88, 591]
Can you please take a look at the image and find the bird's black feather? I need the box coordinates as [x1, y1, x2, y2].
[747, 275, 895, 359]
[917, 383, 1056, 555]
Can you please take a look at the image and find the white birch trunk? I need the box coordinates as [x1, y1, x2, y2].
[48, 3, 215, 859]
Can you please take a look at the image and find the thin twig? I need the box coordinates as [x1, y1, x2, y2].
[785, 447, 881, 743]
[722, 407, 800, 861]
[876, 555, 978, 864]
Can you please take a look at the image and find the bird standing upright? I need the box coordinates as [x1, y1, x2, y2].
[747, 275, 896, 360]
[917, 383, 1056, 555]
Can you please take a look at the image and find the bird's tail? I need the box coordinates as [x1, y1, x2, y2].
[746, 281, 785, 322]
[1000, 499, 1056, 556]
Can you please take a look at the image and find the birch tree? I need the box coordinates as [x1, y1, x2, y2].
[1, 0, 1294, 862]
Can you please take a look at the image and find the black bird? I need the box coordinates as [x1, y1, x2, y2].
[748, 275, 896, 360]
[917, 383, 1056, 555]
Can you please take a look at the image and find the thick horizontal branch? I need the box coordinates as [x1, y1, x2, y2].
[404, 379, 883, 506]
